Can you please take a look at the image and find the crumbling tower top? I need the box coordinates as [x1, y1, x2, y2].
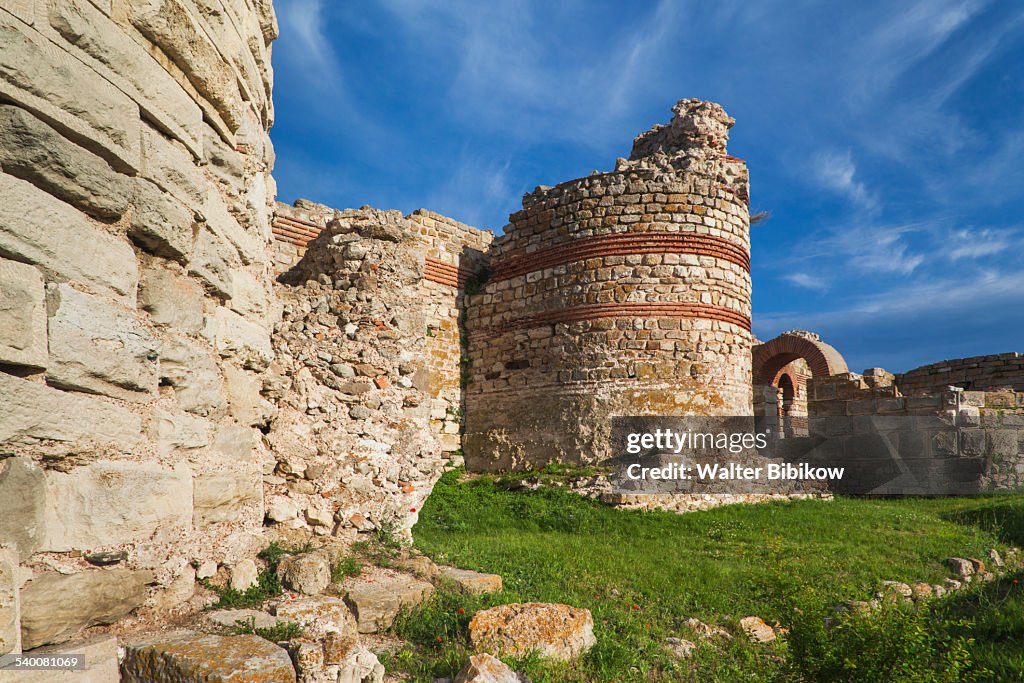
[628, 98, 735, 160]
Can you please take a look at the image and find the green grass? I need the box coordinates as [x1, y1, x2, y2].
[226, 616, 305, 643]
[388, 469, 1024, 682]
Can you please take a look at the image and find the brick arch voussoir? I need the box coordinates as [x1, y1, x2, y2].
[752, 334, 848, 386]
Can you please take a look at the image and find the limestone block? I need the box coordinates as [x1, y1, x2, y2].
[128, 0, 244, 131]
[739, 616, 776, 643]
[229, 269, 270, 320]
[121, 632, 295, 683]
[193, 470, 261, 526]
[151, 408, 211, 455]
[207, 609, 278, 630]
[271, 596, 357, 640]
[2, 0, 34, 24]
[188, 226, 236, 300]
[20, 569, 153, 649]
[40, 461, 192, 552]
[337, 644, 384, 683]
[454, 654, 527, 683]
[205, 307, 273, 370]
[0, 257, 46, 369]
[0, 173, 138, 302]
[159, 336, 225, 417]
[0, 14, 140, 172]
[278, 552, 330, 596]
[129, 180, 195, 263]
[0, 105, 131, 220]
[468, 603, 596, 661]
[0, 547, 19, 655]
[140, 126, 205, 205]
[47, 0, 202, 157]
[213, 424, 258, 461]
[0, 458, 45, 559]
[437, 566, 503, 595]
[223, 363, 272, 425]
[0, 373, 142, 449]
[230, 559, 258, 591]
[202, 122, 243, 190]
[265, 496, 297, 522]
[344, 575, 434, 634]
[0, 634, 120, 682]
[138, 266, 204, 333]
[46, 284, 160, 402]
[204, 190, 267, 265]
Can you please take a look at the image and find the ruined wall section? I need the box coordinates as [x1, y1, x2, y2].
[271, 199, 334, 273]
[268, 208, 451, 539]
[896, 352, 1024, 395]
[0, 0, 278, 653]
[464, 99, 753, 471]
[408, 209, 493, 451]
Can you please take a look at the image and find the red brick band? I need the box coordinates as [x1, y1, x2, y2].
[490, 232, 749, 283]
[470, 301, 751, 340]
[424, 258, 473, 288]
[272, 215, 323, 247]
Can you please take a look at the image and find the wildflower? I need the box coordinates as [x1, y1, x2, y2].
[632, 604, 640, 610]
[458, 608, 465, 614]
[436, 636, 443, 643]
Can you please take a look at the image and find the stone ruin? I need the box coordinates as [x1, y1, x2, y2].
[0, 0, 1021, 679]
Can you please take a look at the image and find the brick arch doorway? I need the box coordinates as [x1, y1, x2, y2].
[752, 332, 848, 436]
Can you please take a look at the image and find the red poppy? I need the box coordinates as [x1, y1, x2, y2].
[458, 608, 465, 614]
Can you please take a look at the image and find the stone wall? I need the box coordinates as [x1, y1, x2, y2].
[896, 352, 1024, 395]
[271, 199, 334, 273]
[267, 207, 491, 537]
[0, 0, 278, 653]
[463, 99, 753, 471]
[805, 374, 1024, 493]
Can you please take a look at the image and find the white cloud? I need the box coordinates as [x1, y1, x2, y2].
[784, 272, 828, 291]
[812, 149, 878, 211]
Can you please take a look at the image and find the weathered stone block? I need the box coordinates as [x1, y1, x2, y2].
[213, 424, 258, 461]
[0, 458, 45, 559]
[121, 632, 295, 683]
[41, 461, 192, 552]
[0, 14, 140, 172]
[454, 654, 526, 683]
[140, 125, 204, 205]
[138, 266, 205, 333]
[193, 471, 261, 526]
[278, 552, 331, 596]
[0, 257, 46, 369]
[271, 596, 357, 640]
[46, 284, 160, 402]
[344, 575, 434, 633]
[0, 634, 120, 682]
[129, 0, 244, 131]
[159, 335, 226, 416]
[468, 603, 596, 661]
[20, 569, 153, 649]
[0, 173, 138, 302]
[204, 190, 267, 265]
[128, 180, 195, 263]
[47, 0, 202, 157]
[0, 105, 131, 221]
[0, 547, 19, 655]
[188, 226, 236, 300]
[150, 408, 211, 455]
[223, 363, 272, 425]
[204, 307, 273, 370]
[437, 566, 503, 595]
[0, 373, 142, 449]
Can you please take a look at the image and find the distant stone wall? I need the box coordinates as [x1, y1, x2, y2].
[896, 352, 1024, 395]
[806, 374, 1024, 493]
[271, 199, 333, 273]
[463, 99, 753, 471]
[0, 0, 278, 653]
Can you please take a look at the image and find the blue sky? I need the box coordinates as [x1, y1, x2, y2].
[270, 0, 1024, 374]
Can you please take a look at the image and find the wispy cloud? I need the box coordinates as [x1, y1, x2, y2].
[812, 150, 878, 211]
[784, 272, 828, 291]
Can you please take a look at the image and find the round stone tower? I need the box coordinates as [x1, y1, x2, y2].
[463, 99, 754, 471]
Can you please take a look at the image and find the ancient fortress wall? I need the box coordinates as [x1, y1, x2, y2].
[0, 0, 278, 653]
[896, 352, 1024, 395]
[463, 100, 754, 470]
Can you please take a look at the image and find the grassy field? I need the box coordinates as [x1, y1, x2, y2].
[382, 469, 1024, 681]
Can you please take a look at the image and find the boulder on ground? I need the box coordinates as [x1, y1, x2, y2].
[739, 616, 776, 643]
[272, 596, 357, 640]
[278, 551, 331, 595]
[208, 609, 279, 630]
[683, 617, 731, 641]
[663, 636, 696, 659]
[438, 566, 503, 595]
[344, 574, 434, 634]
[121, 632, 295, 682]
[454, 653, 528, 683]
[468, 602, 595, 661]
[2, 634, 119, 682]
[946, 557, 974, 578]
